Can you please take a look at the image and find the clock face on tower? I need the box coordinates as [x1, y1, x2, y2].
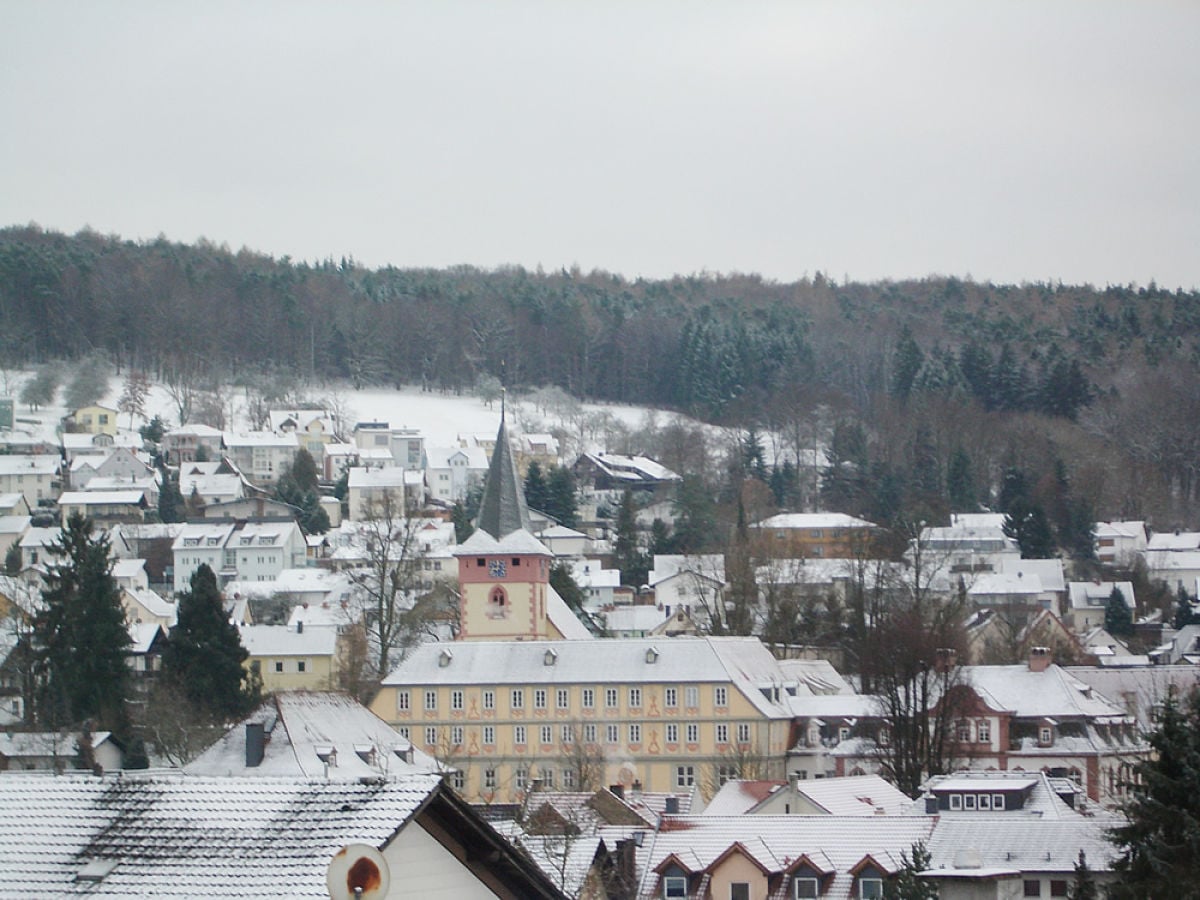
[488, 559, 507, 578]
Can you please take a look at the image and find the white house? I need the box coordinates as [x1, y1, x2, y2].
[649, 554, 726, 624]
[162, 423, 224, 465]
[0, 456, 59, 507]
[221, 431, 299, 487]
[1094, 521, 1147, 568]
[347, 466, 425, 520]
[425, 446, 488, 504]
[1067, 580, 1136, 631]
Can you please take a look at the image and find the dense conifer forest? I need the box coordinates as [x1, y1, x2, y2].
[3, 224, 1199, 529]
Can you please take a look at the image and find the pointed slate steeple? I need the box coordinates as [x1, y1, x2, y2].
[474, 410, 532, 540]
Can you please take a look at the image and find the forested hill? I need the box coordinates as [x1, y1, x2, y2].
[3, 224, 1200, 527]
[1, 225, 1196, 418]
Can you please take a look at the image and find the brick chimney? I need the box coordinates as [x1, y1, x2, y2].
[1028, 646, 1052, 673]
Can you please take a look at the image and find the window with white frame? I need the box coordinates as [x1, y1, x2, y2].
[605, 687, 619, 708]
[483, 689, 495, 710]
[561, 724, 574, 743]
[563, 768, 576, 789]
[794, 876, 819, 899]
[397, 690, 411, 712]
[993, 794, 1005, 809]
[685, 686, 699, 707]
[557, 688, 570, 709]
[737, 723, 751, 743]
[1040, 726, 1053, 744]
[663, 875, 688, 898]
[629, 723, 641, 743]
[675, 765, 695, 788]
[686, 723, 698, 743]
[859, 878, 883, 899]
[977, 719, 991, 742]
[542, 767, 555, 788]
[450, 770, 465, 790]
[582, 688, 595, 708]
[511, 689, 525, 710]
[666, 723, 679, 743]
[584, 723, 597, 743]
[534, 689, 547, 709]
[450, 690, 463, 711]
[665, 687, 678, 708]
[514, 725, 527, 745]
[484, 768, 497, 789]
[714, 686, 728, 707]
[425, 726, 438, 746]
[540, 725, 553, 744]
[515, 767, 528, 790]
[716, 724, 729, 744]
[424, 690, 437, 711]
[483, 725, 495, 746]
[606, 724, 619, 744]
[629, 687, 642, 707]
[450, 725, 463, 746]
[949, 794, 963, 810]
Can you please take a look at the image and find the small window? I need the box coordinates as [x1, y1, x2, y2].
[675, 765, 695, 788]
[685, 686, 699, 707]
[665, 687, 678, 708]
[993, 793, 1005, 810]
[450, 770, 465, 790]
[540, 725, 552, 744]
[663, 876, 688, 899]
[731, 884, 750, 900]
[482, 690, 495, 710]
[606, 724, 619, 743]
[451, 725, 463, 746]
[584, 723, 597, 743]
[1024, 880, 1041, 897]
[629, 687, 642, 707]
[949, 794, 963, 810]
[666, 723, 679, 743]
[1050, 881, 1068, 897]
[605, 687, 619, 708]
[556, 688, 570, 709]
[977, 719, 991, 742]
[451, 690, 464, 710]
[714, 686, 728, 707]
[1040, 727, 1053, 744]
[794, 876, 819, 899]
[397, 690, 410, 712]
[484, 767, 497, 789]
[716, 724, 728, 743]
[274, 661, 283, 673]
[686, 723, 698, 742]
[483, 725, 495, 745]
[964, 794, 976, 810]
[859, 879, 883, 899]
[629, 723, 641, 743]
[534, 689, 547, 709]
[737, 723, 751, 743]
[582, 688, 595, 708]
[425, 726, 438, 745]
[511, 689, 524, 709]
[424, 690, 437, 711]
[296, 660, 306, 673]
[979, 793, 991, 810]
[514, 725, 527, 745]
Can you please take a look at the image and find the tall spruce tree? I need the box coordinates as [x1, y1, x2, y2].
[613, 489, 647, 587]
[1070, 849, 1099, 900]
[545, 466, 579, 528]
[162, 563, 258, 720]
[1109, 686, 1200, 896]
[523, 461, 548, 512]
[1105, 587, 1134, 637]
[33, 514, 131, 731]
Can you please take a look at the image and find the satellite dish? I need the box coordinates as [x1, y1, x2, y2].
[326, 843, 391, 899]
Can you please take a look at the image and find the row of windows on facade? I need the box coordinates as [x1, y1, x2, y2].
[401, 721, 754, 750]
[178, 554, 278, 565]
[250, 659, 309, 674]
[665, 873, 879, 899]
[397, 685, 731, 713]
[445, 761, 745, 794]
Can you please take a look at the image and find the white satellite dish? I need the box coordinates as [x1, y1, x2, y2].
[326, 843, 391, 899]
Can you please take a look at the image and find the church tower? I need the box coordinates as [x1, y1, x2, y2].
[455, 412, 554, 641]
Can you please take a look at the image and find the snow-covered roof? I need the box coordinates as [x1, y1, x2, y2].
[348, 466, 422, 488]
[83, 474, 157, 493]
[1147, 530, 1200, 551]
[568, 559, 621, 589]
[166, 423, 224, 438]
[222, 430, 299, 449]
[1068, 581, 1135, 610]
[924, 816, 1118, 876]
[111, 558, 147, 580]
[124, 587, 175, 621]
[127, 621, 164, 653]
[1094, 520, 1145, 540]
[578, 452, 680, 483]
[753, 512, 877, 530]
[186, 692, 439, 778]
[425, 445, 488, 469]
[57, 490, 146, 506]
[0, 494, 27, 512]
[456, 525, 551, 557]
[172, 521, 237, 549]
[268, 409, 330, 433]
[0, 456, 57, 476]
[602, 605, 670, 634]
[637, 815, 936, 897]
[0, 731, 114, 759]
[547, 585, 594, 640]
[237, 624, 337, 657]
[649, 554, 725, 586]
[383, 637, 795, 718]
[999, 557, 1065, 592]
[775, 659, 857, 696]
[955, 664, 1133, 721]
[0, 772, 444, 896]
[699, 780, 784, 816]
[968, 571, 1048, 597]
[0, 515, 30, 536]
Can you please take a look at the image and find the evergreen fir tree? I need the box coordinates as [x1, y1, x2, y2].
[1175, 585, 1198, 630]
[886, 841, 937, 899]
[1109, 687, 1200, 896]
[946, 447, 975, 510]
[32, 514, 132, 732]
[451, 501, 475, 544]
[523, 461, 548, 512]
[162, 563, 258, 720]
[891, 325, 925, 401]
[545, 466, 579, 528]
[1105, 587, 1134, 637]
[613, 489, 647, 587]
[3, 542, 21, 575]
[1002, 500, 1057, 559]
[1070, 849, 1098, 900]
[157, 462, 186, 524]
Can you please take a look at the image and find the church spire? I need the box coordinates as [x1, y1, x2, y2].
[474, 410, 532, 540]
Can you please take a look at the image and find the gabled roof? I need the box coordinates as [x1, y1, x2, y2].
[186, 691, 439, 778]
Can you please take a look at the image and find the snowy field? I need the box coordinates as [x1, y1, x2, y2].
[3, 366, 701, 458]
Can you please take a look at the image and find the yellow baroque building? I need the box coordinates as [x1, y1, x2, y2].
[369, 636, 796, 802]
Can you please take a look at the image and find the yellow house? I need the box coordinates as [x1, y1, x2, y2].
[69, 405, 119, 436]
[238, 623, 338, 692]
[369, 636, 796, 803]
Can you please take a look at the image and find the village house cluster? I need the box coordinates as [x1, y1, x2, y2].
[0, 397, 1190, 897]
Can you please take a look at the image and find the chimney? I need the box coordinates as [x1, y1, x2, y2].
[245, 722, 265, 768]
[631, 780, 643, 798]
[664, 796, 679, 814]
[296, 620, 303, 634]
[934, 648, 958, 674]
[610, 783, 625, 800]
[1029, 646, 1052, 673]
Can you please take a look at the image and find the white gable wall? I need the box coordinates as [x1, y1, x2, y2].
[384, 819, 500, 899]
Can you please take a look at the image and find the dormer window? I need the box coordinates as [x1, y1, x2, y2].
[794, 876, 820, 898]
[858, 878, 883, 899]
[662, 876, 688, 898]
[1040, 726, 1053, 745]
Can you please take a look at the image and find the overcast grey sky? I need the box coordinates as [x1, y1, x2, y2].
[2, 2, 1197, 288]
